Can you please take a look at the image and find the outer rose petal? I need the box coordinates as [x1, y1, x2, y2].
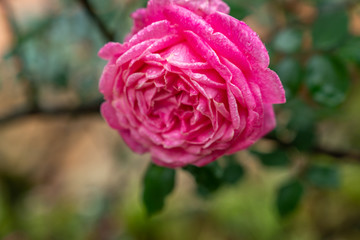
[101, 101, 121, 130]
[128, 20, 177, 46]
[151, 146, 201, 167]
[99, 64, 117, 98]
[118, 129, 148, 154]
[192, 150, 227, 167]
[98, 42, 125, 60]
[206, 11, 270, 69]
[147, 0, 229, 19]
[127, 0, 229, 38]
[164, 5, 251, 74]
[252, 68, 286, 104]
[173, 0, 230, 16]
[260, 104, 276, 137]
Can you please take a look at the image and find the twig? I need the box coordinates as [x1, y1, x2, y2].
[265, 135, 360, 162]
[313, 146, 360, 162]
[78, 0, 115, 41]
[0, 99, 102, 125]
[320, 216, 360, 240]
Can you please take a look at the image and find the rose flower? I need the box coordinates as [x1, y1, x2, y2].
[98, 0, 286, 168]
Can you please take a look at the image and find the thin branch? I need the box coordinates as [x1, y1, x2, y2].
[265, 135, 360, 163]
[313, 146, 360, 162]
[0, 99, 102, 125]
[78, 0, 115, 41]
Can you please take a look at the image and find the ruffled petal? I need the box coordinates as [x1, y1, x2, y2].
[118, 129, 148, 154]
[252, 68, 286, 104]
[206, 11, 270, 69]
[101, 101, 121, 129]
[99, 64, 117, 98]
[98, 42, 126, 60]
[260, 103, 276, 137]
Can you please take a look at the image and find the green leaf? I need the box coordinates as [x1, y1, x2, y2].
[275, 57, 303, 99]
[286, 99, 316, 151]
[306, 55, 350, 107]
[252, 149, 291, 167]
[183, 162, 223, 197]
[337, 37, 360, 66]
[226, 0, 267, 9]
[0, 171, 33, 205]
[54, 66, 69, 88]
[222, 155, 245, 184]
[312, 7, 348, 50]
[305, 165, 340, 189]
[276, 179, 305, 217]
[142, 163, 175, 216]
[230, 5, 251, 20]
[273, 28, 303, 54]
[293, 127, 316, 152]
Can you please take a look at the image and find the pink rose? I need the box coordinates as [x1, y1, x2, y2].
[98, 0, 286, 168]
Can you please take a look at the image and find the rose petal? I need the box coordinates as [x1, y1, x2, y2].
[192, 150, 226, 167]
[206, 11, 270, 69]
[101, 101, 121, 129]
[151, 146, 201, 167]
[260, 103, 276, 136]
[99, 64, 117, 98]
[182, 30, 232, 82]
[174, 0, 230, 16]
[128, 20, 177, 46]
[118, 129, 148, 154]
[98, 42, 126, 60]
[164, 5, 252, 74]
[252, 68, 286, 104]
[116, 39, 157, 66]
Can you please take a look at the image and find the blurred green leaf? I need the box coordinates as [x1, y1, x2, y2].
[230, 5, 251, 20]
[286, 99, 316, 151]
[54, 66, 69, 88]
[252, 149, 291, 167]
[142, 163, 175, 216]
[312, 7, 348, 50]
[183, 162, 223, 197]
[337, 37, 360, 66]
[293, 127, 316, 152]
[275, 57, 303, 99]
[0, 189, 11, 236]
[286, 100, 314, 129]
[306, 55, 350, 107]
[0, 172, 32, 205]
[222, 155, 245, 185]
[226, 0, 267, 9]
[273, 28, 303, 54]
[305, 164, 340, 189]
[276, 179, 305, 217]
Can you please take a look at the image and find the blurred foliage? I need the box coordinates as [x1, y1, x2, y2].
[182, 156, 245, 198]
[276, 178, 305, 217]
[143, 164, 175, 216]
[1, 0, 360, 239]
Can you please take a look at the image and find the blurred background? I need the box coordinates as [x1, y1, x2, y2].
[1, 0, 360, 239]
